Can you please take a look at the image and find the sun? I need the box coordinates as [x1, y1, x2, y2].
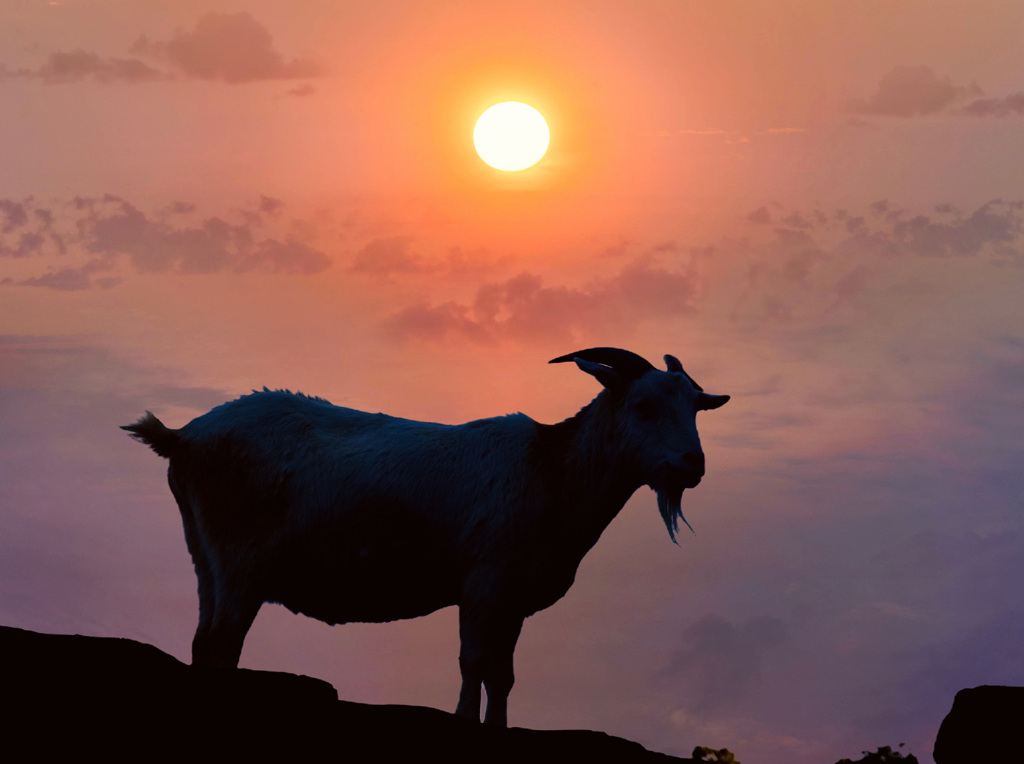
[473, 102, 550, 172]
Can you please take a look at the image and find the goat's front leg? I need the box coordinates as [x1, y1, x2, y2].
[455, 603, 524, 726]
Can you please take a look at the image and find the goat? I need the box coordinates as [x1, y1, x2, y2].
[122, 347, 729, 726]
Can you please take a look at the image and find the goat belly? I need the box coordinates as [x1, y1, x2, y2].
[265, 518, 463, 625]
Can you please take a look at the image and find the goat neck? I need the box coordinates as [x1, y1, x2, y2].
[535, 391, 643, 557]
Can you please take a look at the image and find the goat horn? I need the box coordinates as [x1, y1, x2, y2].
[549, 347, 656, 381]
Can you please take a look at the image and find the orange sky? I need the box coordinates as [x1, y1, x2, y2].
[2, 3, 1024, 762]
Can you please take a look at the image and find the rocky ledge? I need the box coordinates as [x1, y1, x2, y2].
[2, 625, 686, 762]
[933, 684, 1024, 763]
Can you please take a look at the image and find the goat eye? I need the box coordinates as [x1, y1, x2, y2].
[633, 399, 657, 419]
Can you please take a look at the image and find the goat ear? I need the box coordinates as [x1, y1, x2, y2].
[665, 353, 705, 391]
[574, 358, 624, 390]
[697, 393, 730, 411]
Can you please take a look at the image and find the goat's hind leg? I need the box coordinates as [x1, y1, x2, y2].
[198, 549, 263, 669]
[203, 588, 262, 669]
[173, 486, 220, 666]
[456, 645, 482, 722]
[190, 567, 217, 666]
[175, 490, 261, 669]
[179, 507, 219, 666]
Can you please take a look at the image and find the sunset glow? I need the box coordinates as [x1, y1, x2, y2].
[3, 3, 1024, 763]
[473, 101, 550, 171]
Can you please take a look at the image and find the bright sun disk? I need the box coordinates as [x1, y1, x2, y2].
[473, 102, 550, 172]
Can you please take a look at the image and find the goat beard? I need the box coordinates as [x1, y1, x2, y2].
[656, 485, 693, 544]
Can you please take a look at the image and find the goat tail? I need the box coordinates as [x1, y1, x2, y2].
[122, 412, 180, 459]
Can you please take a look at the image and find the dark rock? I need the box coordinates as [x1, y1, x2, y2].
[2, 625, 687, 762]
[933, 685, 1024, 763]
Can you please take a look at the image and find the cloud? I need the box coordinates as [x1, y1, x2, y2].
[164, 201, 196, 216]
[0, 51, 163, 84]
[258, 196, 285, 216]
[77, 196, 331, 276]
[747, 207, 772, 225]
[349, 237, 435, 278]
[832, 228, 903, 260]
[368, 197, 1024, 347]
[1, 13, 320, 86]
[0, 199, 66, 258]
[348, 239, 507, 279]
[780, 212, 816, 230]
[773, 228, 815, 249]
[235, 238, 331, 275]
[660, 614, 787, 714]
[831, 265, 871, 305]
[890, 200, 1024, 257]
[727, 199, 1024, 329]
[852, 65, 982, 117]
[0, 231, 47, 259]
[131, 13, 322, 83]
[37, 50, 163, 84]
[286, 84, 316, 98]
[384, 256, 700, 344]
[0, 194, 331, 289]
[739, 201, 1024, 327]
[961, 92, 1024, 117]
[0, 200, 29, 232]
[16, 260, 120, 291]
[835, 201, 1022, 261]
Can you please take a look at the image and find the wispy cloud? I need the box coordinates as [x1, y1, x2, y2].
[349, 236, 436, 278]
[747, 199, 1024, 259]
[961, 92, 1024, 117]
[0, 194, 331, 290]
[384, 256, 700, 344]
[0, 199, 66, 257]
[852, 65, 1024, 120]
[1, 12, 321, 86]
[131, 13, 323, 84]
[1, 51, 164, 84]
[852, 65, 982, 117]
[660, 614, 788, 714]
[17, 260, 120, 292]
[725, 199, 1024, 330]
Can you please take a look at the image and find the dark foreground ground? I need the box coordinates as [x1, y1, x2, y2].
[6, 624, 1020, 763]
[2, 625, 688, 762]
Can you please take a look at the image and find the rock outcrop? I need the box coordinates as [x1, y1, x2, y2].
[933, 685, 1024, 763]
[2, 625, 686, 762]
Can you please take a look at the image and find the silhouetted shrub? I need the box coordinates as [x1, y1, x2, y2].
[835, 743, 919, 764]
[693, 746, 740, 763]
